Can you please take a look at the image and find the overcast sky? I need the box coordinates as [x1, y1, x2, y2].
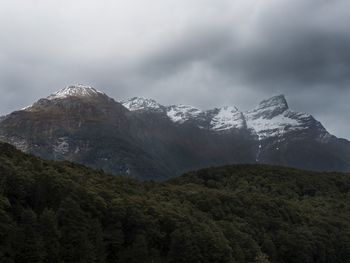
[0, 0, 349, 139]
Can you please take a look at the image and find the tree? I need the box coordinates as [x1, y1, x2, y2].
[104, 220, 124, 262]
[0, 197, 16, 263]
[119, 233, 150, 263]
[58, 197, 95, 263]
[89, 219, 106, 263]
[39, 208, 61, 263]
[254, 251, 270, 263]
[15, 209, 44, 263]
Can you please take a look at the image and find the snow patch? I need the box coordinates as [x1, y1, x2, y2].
[246, 110, 309, 139]
[21, 104, 33, 111]
[116, 94, 326, 139]
[53, 137, 69, 155]
[210, 106, 246, 131]
[120, 97, 162, 111]
[166, 105, 202, 123]
[48, 84, 104, 100]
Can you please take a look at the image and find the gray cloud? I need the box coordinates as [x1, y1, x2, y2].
[0, 0, 349, 139]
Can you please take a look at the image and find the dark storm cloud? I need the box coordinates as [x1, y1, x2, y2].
[220, 33, 350, 88]
[141, 0, 350, 89]
[0, 0, 349, 138]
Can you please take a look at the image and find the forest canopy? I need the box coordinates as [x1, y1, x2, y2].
[0, 142, 349, 263]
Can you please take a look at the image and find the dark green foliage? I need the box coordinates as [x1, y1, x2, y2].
[0, 142, 349, 262]
[58, 199, 86, 262]
[15, 209, 44, 263]
[39, 209, 60, 263]
[0, 196, 16, 263]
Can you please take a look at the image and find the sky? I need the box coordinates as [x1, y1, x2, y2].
[0, 0, 349, 139]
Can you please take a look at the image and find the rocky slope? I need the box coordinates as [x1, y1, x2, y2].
[0, 85, 349, 180]
[122, 94, 350, 172]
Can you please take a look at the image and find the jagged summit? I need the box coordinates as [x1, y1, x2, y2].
[258, 95, 288, 109]
[120, 95, 313, 136]
[166, 104, 203, 123]
[19, 87, 329, 141]
[210, 106, 246, 131]
[120, 97, 162, 111]
[119, 93, 328, 140]
[47, 84, 106, 100]
[247, 95, 289, 119]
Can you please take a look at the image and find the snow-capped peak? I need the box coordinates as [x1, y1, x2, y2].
[166, 105, 203, 123]
[258, 95, 288, 109]
[244, 95, 325, 140]
[210, 106, 246, 131]
[70, 91, 324, 140]
[248, 94, 289, 119]
[47, 84, 105, 100]
[120, 97, 162, 111]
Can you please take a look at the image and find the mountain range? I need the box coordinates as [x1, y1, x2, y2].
[0, 84, 349, 180]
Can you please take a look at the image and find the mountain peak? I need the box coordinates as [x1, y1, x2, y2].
[166, 104, 203, 123]
[120, 97, 163, 111]
[47, 84, 105, 100]
[248, 94, 289, 119]
[258, 95, 288, 110]
[210, 106, 246, 131]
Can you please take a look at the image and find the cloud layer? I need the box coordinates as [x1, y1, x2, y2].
[0, 0, 349, 138]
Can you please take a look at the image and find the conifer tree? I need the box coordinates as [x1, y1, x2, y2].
[39, 208, 61, 263]
[15, 209, 44, 263]
[58, 197, 95, 263]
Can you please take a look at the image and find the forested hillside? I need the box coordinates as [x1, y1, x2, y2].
[0, 142, 349, 263]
